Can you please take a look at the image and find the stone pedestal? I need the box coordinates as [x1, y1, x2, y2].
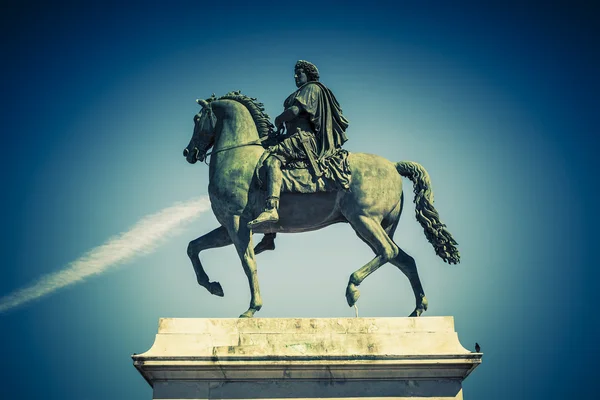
[132, 317, 481, 399]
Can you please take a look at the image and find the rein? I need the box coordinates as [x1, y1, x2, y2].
[205, 137, 267, 157]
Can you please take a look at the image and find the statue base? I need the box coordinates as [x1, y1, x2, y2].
[132, 317, 481, 399]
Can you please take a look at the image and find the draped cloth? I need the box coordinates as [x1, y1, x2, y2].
[271, 81, 351, 190]
[285, 82, 349, 159]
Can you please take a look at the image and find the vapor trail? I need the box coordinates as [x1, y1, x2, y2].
[0, 196, 211, 313]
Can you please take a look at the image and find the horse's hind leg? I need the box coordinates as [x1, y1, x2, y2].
[346, 215, 399, 307]
[389, 247, 428, 317]
[383, 202, 428, 317]
[187, 226, 232, 297]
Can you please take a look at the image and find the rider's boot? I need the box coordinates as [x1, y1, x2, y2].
[248, 158, 282, 229]
[248, 196, 279, 228]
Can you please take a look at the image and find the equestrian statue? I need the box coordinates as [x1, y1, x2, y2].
[183, 60, 459, 318]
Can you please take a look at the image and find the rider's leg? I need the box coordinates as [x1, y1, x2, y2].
[248, 156, 283, 228]
[266, 156, 282, 208]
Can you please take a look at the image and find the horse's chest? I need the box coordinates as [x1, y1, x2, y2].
[208, 152, 261, 216]
[210, 168, 249, 187]
[208, 171, 253, 213]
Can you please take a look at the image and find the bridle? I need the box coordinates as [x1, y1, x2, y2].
[192, 100, 269, 163]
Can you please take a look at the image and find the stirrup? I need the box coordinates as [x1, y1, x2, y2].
[247, 208, 279, 229]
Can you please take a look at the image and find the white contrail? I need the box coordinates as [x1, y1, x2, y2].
[0, 196, 212, 313]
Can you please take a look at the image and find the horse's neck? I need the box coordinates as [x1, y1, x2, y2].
[212, 100, 259, 152]
[208, 100, 262, 181]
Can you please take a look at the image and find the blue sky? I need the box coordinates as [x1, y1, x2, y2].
[1, 1, 598, 399]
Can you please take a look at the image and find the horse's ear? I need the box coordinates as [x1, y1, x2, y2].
[196, 98, 209, 109]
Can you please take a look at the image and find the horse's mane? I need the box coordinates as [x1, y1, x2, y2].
[207, 91, 274, 138]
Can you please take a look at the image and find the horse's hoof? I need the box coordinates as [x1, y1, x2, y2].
[254, 240, 275, 255]
[239, 309, 255, 318]
[209, 281, 224, 297]
[346, 284, 360, 307]
[409, 305, 426, 317]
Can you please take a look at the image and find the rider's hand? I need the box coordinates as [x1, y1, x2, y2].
[274, 117, 284, 134]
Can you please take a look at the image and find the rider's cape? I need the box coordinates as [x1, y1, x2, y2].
[284, 82, 349, 160]
[280, 82, 351, 190]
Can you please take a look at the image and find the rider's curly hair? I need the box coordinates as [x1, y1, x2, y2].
[295, 60, 320, 82]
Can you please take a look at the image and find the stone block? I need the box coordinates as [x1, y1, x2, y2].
[133, 317, 481, 399]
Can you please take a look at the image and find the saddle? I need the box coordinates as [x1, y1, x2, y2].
[253, 127, 352, 194]
[254, 151, 337, 194]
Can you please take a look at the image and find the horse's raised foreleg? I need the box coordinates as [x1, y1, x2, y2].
[346, 215, 399, 307]
[227, 216, 263, 318]
[389, 248, 428, 316]
[187, 226, 232, 297]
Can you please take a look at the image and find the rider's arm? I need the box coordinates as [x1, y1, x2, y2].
[275, 105, 300, 129]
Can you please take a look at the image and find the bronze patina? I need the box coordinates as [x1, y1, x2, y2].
[248, 60, 350, 229]
[183, 61, 459, 318]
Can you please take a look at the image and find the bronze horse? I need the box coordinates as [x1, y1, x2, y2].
[183, 92, 459, 318]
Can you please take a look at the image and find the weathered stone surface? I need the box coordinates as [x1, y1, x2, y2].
[133, 317, 481, 399]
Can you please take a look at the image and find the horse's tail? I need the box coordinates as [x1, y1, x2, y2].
[396, 161, 460, 264]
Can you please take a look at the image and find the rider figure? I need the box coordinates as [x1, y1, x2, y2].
[248, 60, 349, 229]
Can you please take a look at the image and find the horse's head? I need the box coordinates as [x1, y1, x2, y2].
[183, 98, 216, 164]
